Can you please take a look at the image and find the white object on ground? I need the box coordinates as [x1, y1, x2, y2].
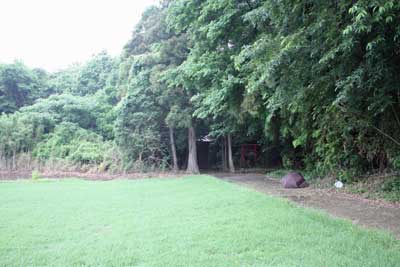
[334, 181, 344, 188]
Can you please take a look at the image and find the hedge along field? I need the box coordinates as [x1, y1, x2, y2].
[0, 175, 399, 267]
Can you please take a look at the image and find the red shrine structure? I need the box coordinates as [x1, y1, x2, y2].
[240, 144, 260, 168]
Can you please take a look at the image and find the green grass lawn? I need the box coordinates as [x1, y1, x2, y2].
[0, 175, 399, 266]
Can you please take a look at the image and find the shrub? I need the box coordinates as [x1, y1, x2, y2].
[31, 170, 41, 181]
[33, 122, 110, 167]
[337, 169, 360, 183]
[381, 177, 400, 193]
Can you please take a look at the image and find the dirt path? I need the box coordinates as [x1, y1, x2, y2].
[213, 173, 400, 239]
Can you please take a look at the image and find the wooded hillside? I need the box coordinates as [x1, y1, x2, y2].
[1, 0, 399, 181]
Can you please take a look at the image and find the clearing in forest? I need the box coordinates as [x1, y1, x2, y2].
[0, 175, 399, 266]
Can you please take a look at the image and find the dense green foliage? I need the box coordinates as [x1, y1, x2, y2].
[1, 0, 400, 179]
[0, 62, 52, 113]
[1, 176, 399, 266]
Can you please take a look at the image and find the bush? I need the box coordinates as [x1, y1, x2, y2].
[391, 156, 400, 170]
[31, 170, 41, 181]
[381, 177, 400, 193]
[337, 169, 360, 183]
[33, 122, 111, 167]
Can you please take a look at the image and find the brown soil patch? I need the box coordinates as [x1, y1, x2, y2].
[213, 172, 400, 239]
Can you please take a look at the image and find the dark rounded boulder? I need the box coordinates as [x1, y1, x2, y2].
[281, 172, 308, 189]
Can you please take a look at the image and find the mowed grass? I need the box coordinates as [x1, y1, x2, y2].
[0, 176, 399, 267]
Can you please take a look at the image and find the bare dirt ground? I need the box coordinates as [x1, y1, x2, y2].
[213, 172, 400, 239]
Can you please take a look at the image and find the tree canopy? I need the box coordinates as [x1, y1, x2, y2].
[1, 0, 399, 180]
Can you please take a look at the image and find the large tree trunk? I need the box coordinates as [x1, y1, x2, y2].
[186, 126, 199, 174]
[169, 127, 179, 172]
[221, 136, 228, 171]
[227, 133, 235, 173]
[12, 149, 16, 171]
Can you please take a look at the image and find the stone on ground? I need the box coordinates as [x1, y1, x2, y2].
[281, 172, 308, 188]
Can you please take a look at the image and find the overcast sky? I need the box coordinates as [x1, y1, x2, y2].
[0, 0, 156, 72]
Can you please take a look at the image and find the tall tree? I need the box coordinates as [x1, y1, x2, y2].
[167, 0, 262, 172]
[0, 62, 51, 113]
